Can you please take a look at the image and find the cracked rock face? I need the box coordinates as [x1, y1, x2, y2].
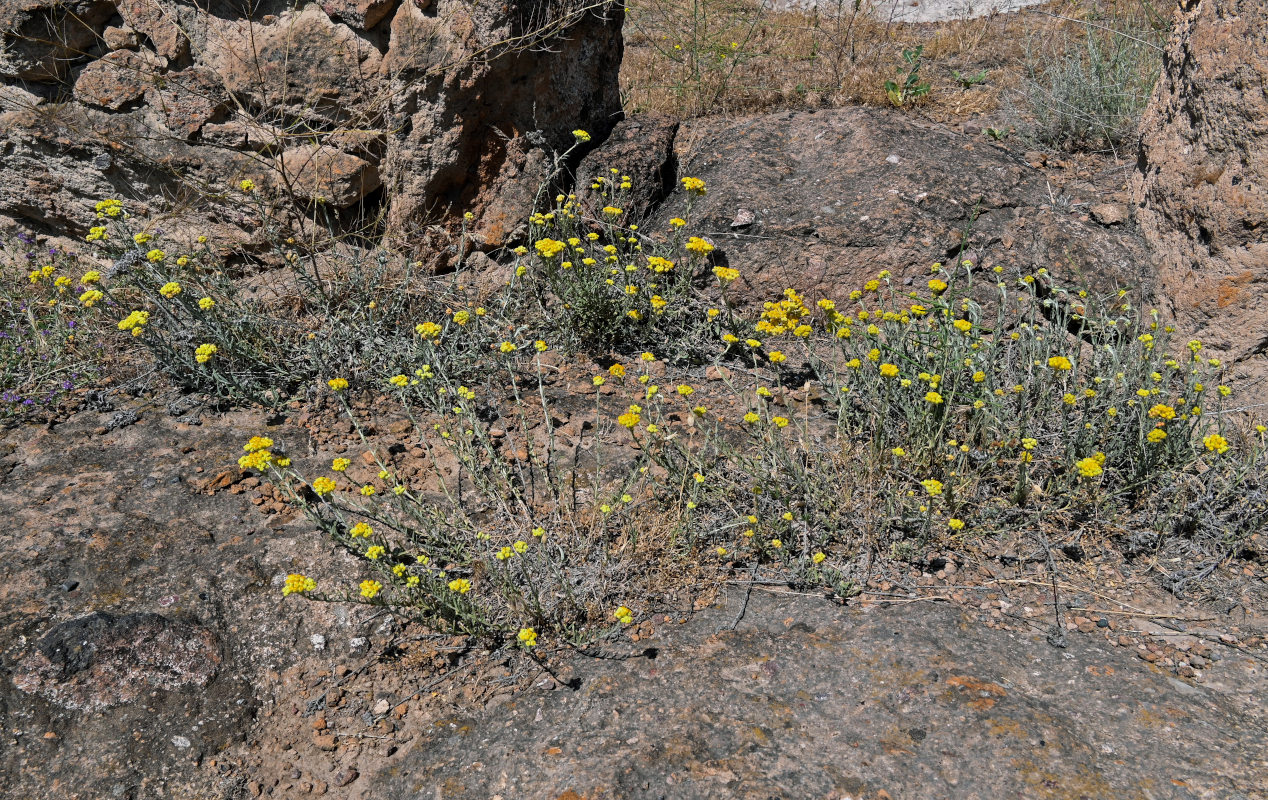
[0, 0, 622, 250]
[1133, 0, 1268, 379]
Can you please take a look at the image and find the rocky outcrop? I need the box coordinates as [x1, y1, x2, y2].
[635, 108, 1150, 304]
[1133, 0, 1268, 373]
[0, 0, 623, 249]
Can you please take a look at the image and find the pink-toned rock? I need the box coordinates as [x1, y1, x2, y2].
[280, 146, 382, 207]
[12, 612, 219, 712]
[379, 0, 623, 251]
[0, 0, 116, 81]
[151, 66, 225, 141]
[322, 0, 398, 29]
[102, 25, 140, 51]
[205, 4, 385, 134]
[115, 0, 188, 60]
[1134, 0, 1268, 375]
[73, 49, 162, 111]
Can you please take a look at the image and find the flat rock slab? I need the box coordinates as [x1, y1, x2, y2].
[382, 592, 1268, 799]
[652, 107, 1150, 305]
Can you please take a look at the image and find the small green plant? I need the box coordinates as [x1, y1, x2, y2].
[885, 45, 931, 107]
[951, 68, 988, 89]
[985, 126, 1012, 141]
[1016, 19, 1164, 152]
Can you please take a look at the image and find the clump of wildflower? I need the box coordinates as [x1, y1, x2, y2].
[416, 321, 442, 339]
[327, 378, 348, 391]
[1048, 356, 1073, 371]
[921, 479, 943, 496]
[194, 343, 217, 363]
[1203, 433, 1229, 454]
[360, 579, 382, 599]
[614, 606, 634, 624]
[312, 476, 337, 496]
[517, 628, 538, 647]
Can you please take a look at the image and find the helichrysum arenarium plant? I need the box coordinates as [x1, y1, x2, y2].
[216, 169, 1266, 650]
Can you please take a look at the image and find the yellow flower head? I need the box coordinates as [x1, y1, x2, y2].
[1147, 404, 1176, 420]
[534, 238, 566, 259]
[1075, 456, 1103, 478]
[685, 236, 714, 255]
[282, 574, 316, 597]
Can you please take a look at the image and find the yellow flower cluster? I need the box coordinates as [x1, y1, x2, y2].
[117, 310, 149, 336]
[282, 574, 316, 597]
[535, 238, 566, 259]
[681, 177, 707, 196]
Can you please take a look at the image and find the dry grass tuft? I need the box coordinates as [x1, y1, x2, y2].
[621, 0, 1168, 133]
